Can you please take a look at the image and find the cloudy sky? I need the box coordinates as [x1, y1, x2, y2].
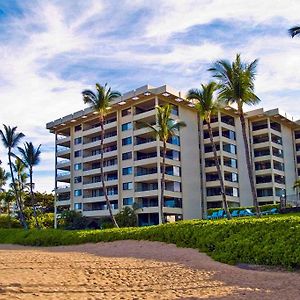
[0, 0, 300, 192]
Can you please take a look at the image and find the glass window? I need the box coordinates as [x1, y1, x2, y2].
[272, 147, 284, 158]
[295, 131, 300, 139]
[223, 157, 238, 168]
[273, 161, 285, 171]
[168, 135, 180, 146]
[74, 190, 82, 197]
[123, 182, 133, 190]
[257, 188, 273, 197]
[122, 151, 132, 160]
[223, 143, 236, 154]
[222, 130, 236, 140]
[74, 150, 82, 157]
[252, 120, 268, 131]
[221, 115, 235, 126]
[122, 137, 132, 146]
[74, 137, 82, 145]
[275, 188, 285, 197]
[122, 167, 132, 175]
[74, 163, 82, 171]
[122, 122, 132, 131]
[75, 124, 82, 132]
[171, 105, 178, 116]
[270, 121, 281, 132]
[74, 203, 82, 209]
[123, 197, 133, 205]
[74, 176, 82, 184]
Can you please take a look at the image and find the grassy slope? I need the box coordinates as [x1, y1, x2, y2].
[0, 214, 300, 268]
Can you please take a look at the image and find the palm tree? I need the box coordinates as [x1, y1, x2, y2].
[0, 125, 27, 228]
[145, 104, 186, 224]
[293, 179, 300, 201]
[0, 163, 9, 192]
[289, 26, 300, 38]
[12, 158, 28, 194]
[18, 142, 41, 229]
[82, 83, 121, 228]
[209, 54, 261, 216]
[187, 82, 231, 220]
[0, 190, 14, 223]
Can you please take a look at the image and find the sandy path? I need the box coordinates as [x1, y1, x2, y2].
[0, 241, 299, 299]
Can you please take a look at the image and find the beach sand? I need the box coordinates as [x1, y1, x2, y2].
[0, 240, 299, 299]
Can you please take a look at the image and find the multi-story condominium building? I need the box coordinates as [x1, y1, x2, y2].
[46, 84, 300, 226]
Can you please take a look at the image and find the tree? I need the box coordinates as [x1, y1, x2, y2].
[145, 104, 186, 224]
[293, 179, 300, 200]
[18, 142, 41, 229]
[0, 125, 27, 228]
[289, 26, 300, 38]
[187, 82, 231, 220]
[0, 190, 14, 218]
[0, 162, 9, 192]
[209, 54, 261, 216]
[12, 158, 28, 199]
[82, 83, 121, 228]
[24, 192, 54, 212]
[115, 206, 138, 227]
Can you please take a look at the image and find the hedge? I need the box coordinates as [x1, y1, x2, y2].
[0, 215, 300, 269]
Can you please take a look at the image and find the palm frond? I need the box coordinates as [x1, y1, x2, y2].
[289, 26, 300, 38]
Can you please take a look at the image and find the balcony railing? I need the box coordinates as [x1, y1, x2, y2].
[57, 171, 70, 177]
[56, 146, 70, 153]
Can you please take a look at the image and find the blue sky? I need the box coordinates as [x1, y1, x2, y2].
[0, 0, 300, 192]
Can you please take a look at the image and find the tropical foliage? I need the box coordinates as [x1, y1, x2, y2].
[209, 54, 261, 216]
[187, 82, 231, 219]
[145, 104, 186, 223]
[82, 83, 121, 228]
[289, 26, 300, 38]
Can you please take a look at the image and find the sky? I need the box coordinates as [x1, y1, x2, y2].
[0, 0, 300, 192]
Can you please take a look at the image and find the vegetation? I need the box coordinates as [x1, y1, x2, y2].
[289, 26, 300, 38]
[209, 54, 261, 216]
[145, 104, 186, 223]
[187, 82, 231, 219]
[82, 83, 121, 228]
[57, 211, 88, 230]
[0, 215, 300, 269]
[0, 125, 27, 228]
[17, 142, 42, 229]
[115, 206, 138, 227]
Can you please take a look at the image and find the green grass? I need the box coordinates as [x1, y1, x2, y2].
[0, 213, 300, 269]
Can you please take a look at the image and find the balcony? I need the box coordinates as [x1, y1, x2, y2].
[57, 171, 70, 180]
[57, 159, 71, 170]
[56, 135, 71, 147]
[56, 146, 71, 158]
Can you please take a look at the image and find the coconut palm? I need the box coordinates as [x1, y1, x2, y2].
[0, 125, 27, 228]
[82, 83, 121, 228]
[0, 164, 9, 192]
[145, 104, 186, 224]
[289, 26, 300, 38]
[187, 82, 231, 220]
[18, 142, 41, 229]
[12, 158, 28, 194]
[209, 54, 261, 216]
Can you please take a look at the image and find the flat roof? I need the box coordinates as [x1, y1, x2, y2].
[46, 84, 196, 131]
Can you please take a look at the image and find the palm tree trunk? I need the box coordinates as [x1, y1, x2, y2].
[160, 140, 167, 224]
[207, 122, 231, 220]
[8, 152, 27, 229]
[239, 110, 261, 216]
[29, 168, 40, 229]
[100, 119, 119, 228]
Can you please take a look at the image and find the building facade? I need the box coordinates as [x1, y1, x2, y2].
[46, 84, 300, 226]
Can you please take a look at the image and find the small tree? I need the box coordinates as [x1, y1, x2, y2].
[115, 206, 138, 227]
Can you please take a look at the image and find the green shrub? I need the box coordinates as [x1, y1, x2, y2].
[57, 211, 88, 230]
[0, 215, 22, 228]
[0, 215, 300, 269]
[115, 206, 138, 227]
[28, 213, 54, 229]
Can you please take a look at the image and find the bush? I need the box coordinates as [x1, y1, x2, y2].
[58, 211, 88, 230]
[28, 213, 54, 229]
[115, 206, 137, 227]
[1, 215, 300, 269]
[0, 215, 22, 228]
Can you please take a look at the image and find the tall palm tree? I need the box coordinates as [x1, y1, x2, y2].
[12, 158, 28, 194]
[18, 142, 41, 229]
[187, 82, 231, 220]
[145, 104, 186, 224]
[209, 54, 261, 216]
[82, 83, 121, 228]
[0, 163, 9, 192]
[0, 125, 27, 228]
[289, 26, 300, 38]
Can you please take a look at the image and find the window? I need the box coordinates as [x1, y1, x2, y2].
[107, 186, 118, 195]
[123, 182, 133, 190]
[295, 131, 300, 139]
[252, 120, 268, 131]
[74, 190, 82, 197]
[255, 161, 271, 170]
[206, 173, 219, 181]
[256, 175, 272, 184]
[271, 134, 282, 145]
[74, 203, 82, 210]
[122, 167, 132, 175]
[257, 188, 273, 197]
[221, 115, 235, 126]
[74, 137, 82, 145]
[123, 197, 133, 205]
[223, 143, 236, 154]
[270, 121, 281, 132]
[222, 130, 236, 140]
[253, 134, 269, 144]
[204, 143, 220, 153]
[275, 175, 285, 184]
[165, 150, 180, 161]
[122, 137, 132, 146]
[274, 161, 285, 171]
[168, 135, 180, 146]
[275, 188, 285, 197]
[171, 105, 179, 116]
[122, 151, 132, 160]
[254, 148, 270, 157]
[74, 163, 82, 171]
[223, 157, 238, 168]
[225, 172, 238, 182]
[122, 108, 131, 117]
[272, 147, 283, 158]
[74, 150, 82, 157]
[122, 122, 132, 131]
[75, 124, 82, 132]
[74, 176, 82, 184]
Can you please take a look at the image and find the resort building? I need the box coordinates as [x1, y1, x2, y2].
[46, 84, 300, 226]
